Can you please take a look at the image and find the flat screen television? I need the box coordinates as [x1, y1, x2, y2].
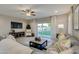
[11, 22, 22, 29]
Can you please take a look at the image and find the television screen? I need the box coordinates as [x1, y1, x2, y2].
[11, 22, 22, 29]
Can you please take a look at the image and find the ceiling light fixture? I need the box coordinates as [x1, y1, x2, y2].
[26, 12, 31, 16]
[21, 8, 36, 16]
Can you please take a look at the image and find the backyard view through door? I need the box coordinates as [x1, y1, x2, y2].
[37, 23, 52, 40]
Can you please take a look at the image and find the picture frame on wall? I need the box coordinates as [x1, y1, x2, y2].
[73, 5, 79, 30]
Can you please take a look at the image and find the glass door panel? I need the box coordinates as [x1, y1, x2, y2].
[37, 23, 51, 40]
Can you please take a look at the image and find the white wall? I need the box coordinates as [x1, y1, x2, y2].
[0, 15, 27, 36]
[0, 16, 10, 36]
[30, 19, 37, 37]
[55, 14, 68, 34]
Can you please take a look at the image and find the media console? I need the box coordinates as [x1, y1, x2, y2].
[9, 32, 25, 38]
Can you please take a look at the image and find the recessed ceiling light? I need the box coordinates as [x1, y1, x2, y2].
[55, 11, 58, 13]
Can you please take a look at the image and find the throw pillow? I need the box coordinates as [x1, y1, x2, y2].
[6, 35, 16, 41]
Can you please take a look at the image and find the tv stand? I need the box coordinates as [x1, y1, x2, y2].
[9, 32, 25, 38]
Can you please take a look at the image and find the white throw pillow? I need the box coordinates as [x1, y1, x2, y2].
[58, 33, 66, 41]
[59, 39, 71, 51]
[6, 35, 16, 41]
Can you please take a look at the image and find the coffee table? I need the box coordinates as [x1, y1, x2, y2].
[29, 40, 47, 50]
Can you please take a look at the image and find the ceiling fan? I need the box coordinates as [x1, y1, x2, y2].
[21, 8, 36, 16]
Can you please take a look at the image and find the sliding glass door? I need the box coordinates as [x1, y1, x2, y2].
[37, 23, 52, 40]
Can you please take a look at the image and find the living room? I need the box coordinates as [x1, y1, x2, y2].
[0, 4, 79, 54]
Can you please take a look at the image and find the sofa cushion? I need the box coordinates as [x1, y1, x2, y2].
[60, 48, 74, 54]
[69, 36, 79, 46]
[0, 38, 33, 54]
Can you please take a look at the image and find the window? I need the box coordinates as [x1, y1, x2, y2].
[37, 23, 52, 40]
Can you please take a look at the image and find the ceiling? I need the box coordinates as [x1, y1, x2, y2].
[0, 4, 72, 19]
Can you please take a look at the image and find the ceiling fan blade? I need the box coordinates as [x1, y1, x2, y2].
[21, 10, 26, 12]
[31, 13, 36, 16]
[21, 8, 36, 16]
